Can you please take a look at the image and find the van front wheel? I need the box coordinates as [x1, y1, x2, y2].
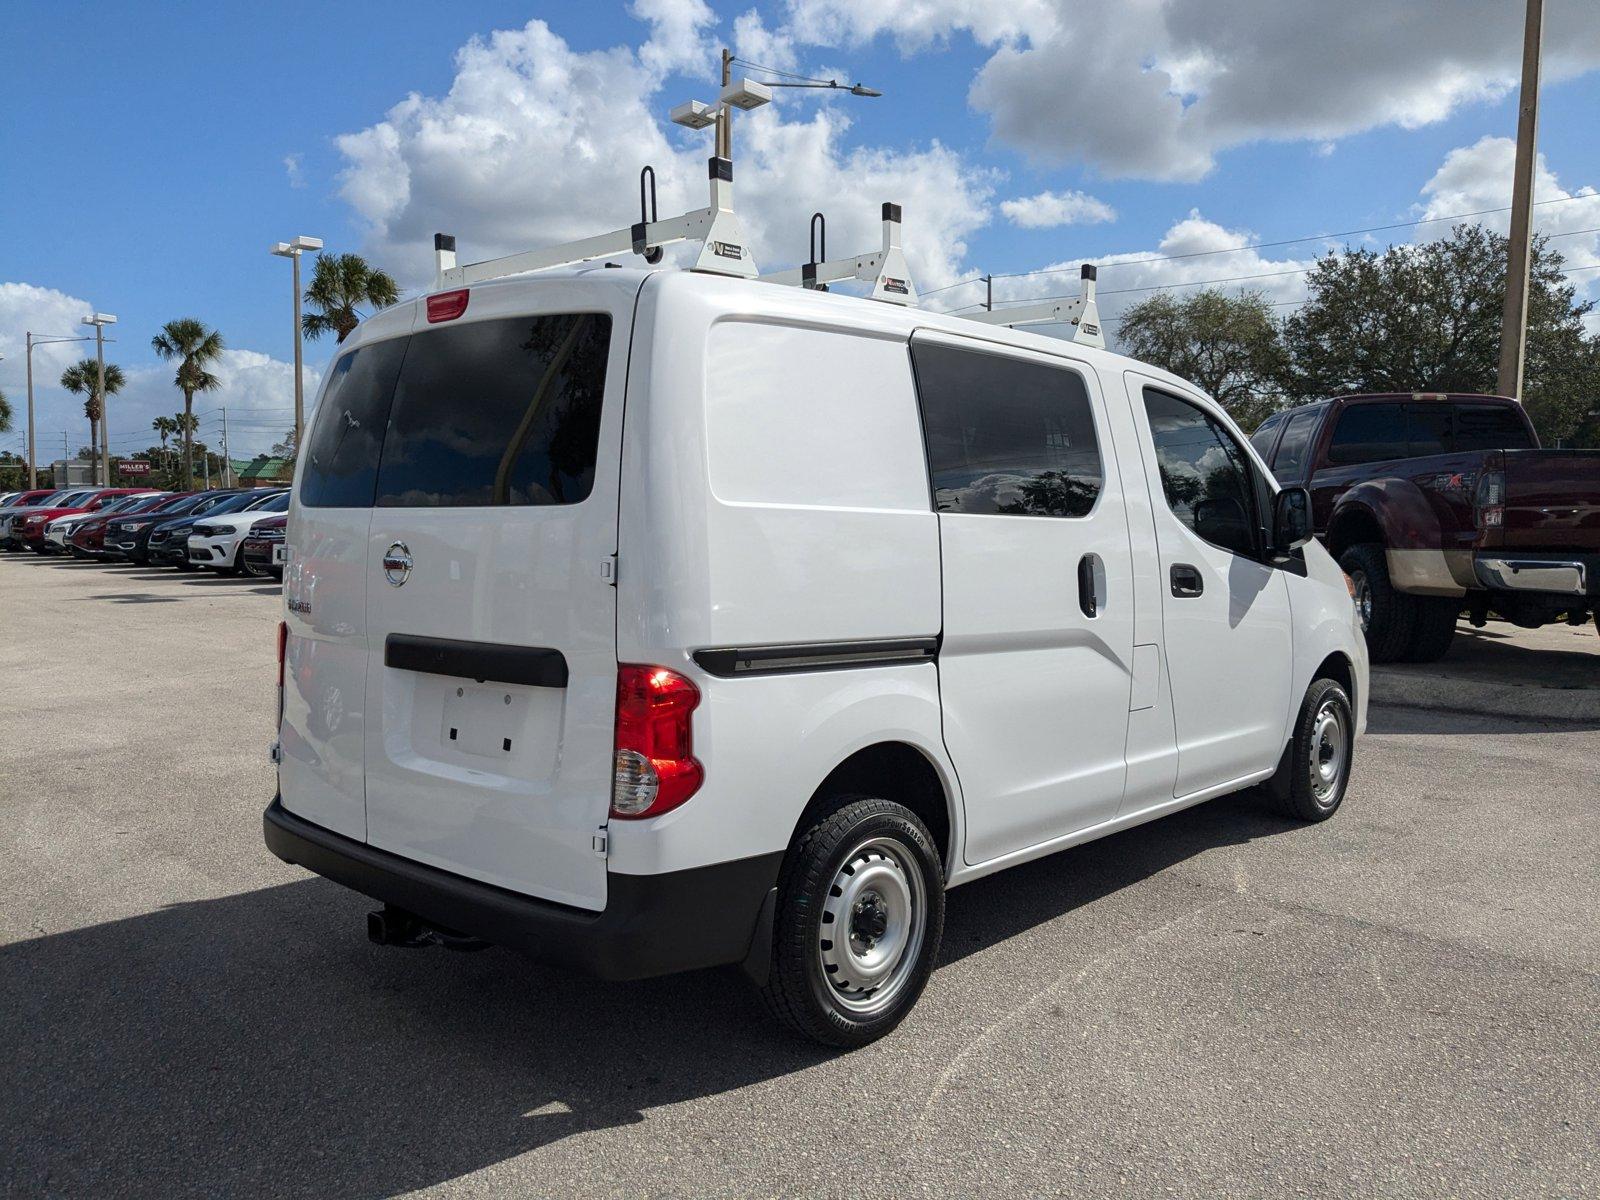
[760, 796, 944, 1048]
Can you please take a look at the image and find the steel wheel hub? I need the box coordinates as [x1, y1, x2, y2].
[1310, 700, 1348, 806]
[818, 836, 927, 1016]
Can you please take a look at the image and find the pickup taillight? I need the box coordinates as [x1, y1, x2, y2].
[1475, 468, 1505, 530]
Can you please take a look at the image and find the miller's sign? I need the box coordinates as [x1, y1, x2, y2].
[116, 459, 152, 476]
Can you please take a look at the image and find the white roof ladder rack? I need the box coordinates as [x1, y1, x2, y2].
[432, 157, 758, 290]
[760, 204, 917, 306]
[965, 265, 1105, 350]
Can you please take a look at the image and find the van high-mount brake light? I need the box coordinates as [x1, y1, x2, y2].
[426, 288, 470, 323]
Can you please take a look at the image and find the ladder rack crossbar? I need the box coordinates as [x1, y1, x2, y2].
[963, 266, 1104, 349]
[759, 203, 917, 306]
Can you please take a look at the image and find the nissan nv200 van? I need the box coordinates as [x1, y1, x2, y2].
[265, 265, 1367, 1047]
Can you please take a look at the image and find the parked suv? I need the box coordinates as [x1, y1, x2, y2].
[1251, 392, 1600, 661]
[265, 267, 1367, 1047]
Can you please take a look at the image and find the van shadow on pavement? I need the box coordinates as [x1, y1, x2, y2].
[1, 792, 1286, 1197]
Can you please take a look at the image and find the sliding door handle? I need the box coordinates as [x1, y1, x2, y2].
[1077, 553, 1105, 618]
[1170, 563, 1204, 598]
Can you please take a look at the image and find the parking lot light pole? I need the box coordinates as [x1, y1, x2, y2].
[271, 236, 322, 451]
[80, 314, 117, 485]
[26, 333, 92, 489]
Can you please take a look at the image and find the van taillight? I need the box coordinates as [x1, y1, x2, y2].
[611, 665, 703, 819]
[426, 289, 469, 323]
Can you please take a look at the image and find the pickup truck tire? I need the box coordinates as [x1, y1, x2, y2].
[760, 795, 944, 1048]
[1404, 599, 1459, 663]
[1340, 543, 1416, 664]
[1275, 678, 1355, 823]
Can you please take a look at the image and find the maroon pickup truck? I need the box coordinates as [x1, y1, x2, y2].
[1250, 392, 1599, 662]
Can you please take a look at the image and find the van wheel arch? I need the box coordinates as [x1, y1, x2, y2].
[792, 742, 954, 877]
[1313, 651, 1355, 714]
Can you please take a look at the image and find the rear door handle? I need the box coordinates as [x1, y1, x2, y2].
[1170, 564, 1204, 597]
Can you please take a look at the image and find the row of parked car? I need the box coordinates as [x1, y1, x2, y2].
[0, 485, 289, 578]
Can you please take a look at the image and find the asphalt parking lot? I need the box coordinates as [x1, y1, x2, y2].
[3, 553, 1597, 1199]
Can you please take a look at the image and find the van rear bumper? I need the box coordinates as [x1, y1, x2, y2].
[264, 797, 782, 981]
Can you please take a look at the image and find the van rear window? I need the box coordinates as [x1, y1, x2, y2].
[299, 313, 612, 509]
[376, 313, 611, 507]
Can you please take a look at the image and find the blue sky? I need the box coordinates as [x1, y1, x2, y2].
[2, 0, 1598, 457]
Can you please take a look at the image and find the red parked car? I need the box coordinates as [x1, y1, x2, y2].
[16, 489, 149, 553]
[238, 513, 287, 578]
[68, 492, 185, 558]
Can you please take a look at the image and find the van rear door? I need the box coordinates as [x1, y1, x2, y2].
[361, 278, 637, 912]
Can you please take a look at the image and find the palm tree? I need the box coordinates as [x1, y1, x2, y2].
[60, 359, 126, 482]
[0, 388, 11, 434]
[302, 253, 399, 343]
[151, 319, 224, 488]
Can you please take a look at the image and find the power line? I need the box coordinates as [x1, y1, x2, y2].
[922, 193, 1600, 301]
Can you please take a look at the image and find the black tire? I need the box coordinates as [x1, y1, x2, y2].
[760, 795, 944, 1048]
[1404, 598, 1459, 663]
[1339, 543, 1416, 664]
[1275, 678, 1355, 823]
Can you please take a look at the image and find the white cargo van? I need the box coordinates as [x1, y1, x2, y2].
[266, 264, 1367, 1047]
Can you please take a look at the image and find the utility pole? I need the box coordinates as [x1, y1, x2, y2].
[220, 407, 232, 486]
[24, 337, 34, 488]
[984, 274, 993, 312]
[1497, 0, 1544, 400]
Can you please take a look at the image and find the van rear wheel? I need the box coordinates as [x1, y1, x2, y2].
[760, 796, 944, 1048]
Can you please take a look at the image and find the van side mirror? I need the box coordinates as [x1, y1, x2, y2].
[1271, 486, 1312, 556]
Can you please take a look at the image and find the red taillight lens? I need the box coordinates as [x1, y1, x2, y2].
[426, 288, 470, 323]
[611, 665, 703, 819]
[276, 620, 287, 688]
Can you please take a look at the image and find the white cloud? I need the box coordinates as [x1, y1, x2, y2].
[333, 15, 995, 292]
[630, 0, 717, 77]
[785, 0, 1600, 182]
[0, 282, 314, 460]
[284, 153, 306, 189]
[1000, 189, 1115, 229]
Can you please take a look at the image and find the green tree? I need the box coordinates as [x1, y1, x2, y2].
[0, 388, 11, 433]
[302, 252, 399, 343]
[1283, 223, 1599, 446]
[1115, 290, 1290, 430]
[150, 319, 225, 488]
[59, 359, 127, 481]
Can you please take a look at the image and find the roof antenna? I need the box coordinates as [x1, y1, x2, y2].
[761, 203, 917, 306]
[967, 263, 1104, 348]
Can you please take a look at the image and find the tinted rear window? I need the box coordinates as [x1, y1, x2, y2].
[300, 339, 408, 508]
[1449, 404, 1535, 452]
[375, 313, 611, 507]
[1327, 403, 1407, 465]
[911, 342, 1102, 518]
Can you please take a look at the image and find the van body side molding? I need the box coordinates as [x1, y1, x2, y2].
[384, 634, 569, 689]
[693, 637, 938, 678]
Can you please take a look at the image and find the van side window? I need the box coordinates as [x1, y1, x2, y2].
[300, 339, 408, 508]
[1142, 389, 1259, 558]
[910, 342, 1102, 517]
[1326, 403, 1406, 465]
[376, 314, 612, 507]
[1270, 408, 1321, 482]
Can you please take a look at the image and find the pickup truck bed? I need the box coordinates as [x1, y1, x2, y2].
[1250, 393, 1598, 662]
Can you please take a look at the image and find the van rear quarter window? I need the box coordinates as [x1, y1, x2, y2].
[376, 313, 611, 507]
[910, 342, 1103, 518]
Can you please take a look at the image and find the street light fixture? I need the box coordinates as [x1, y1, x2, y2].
[670, 52, 881, 162]
[271, 235, 322, 452]
[80, 313, 117, 485]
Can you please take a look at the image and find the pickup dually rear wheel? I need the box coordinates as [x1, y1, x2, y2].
[1404, 598, 1459, 663]
[1340, 543, 1416, 664]
[760, 795, 944, 1048]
